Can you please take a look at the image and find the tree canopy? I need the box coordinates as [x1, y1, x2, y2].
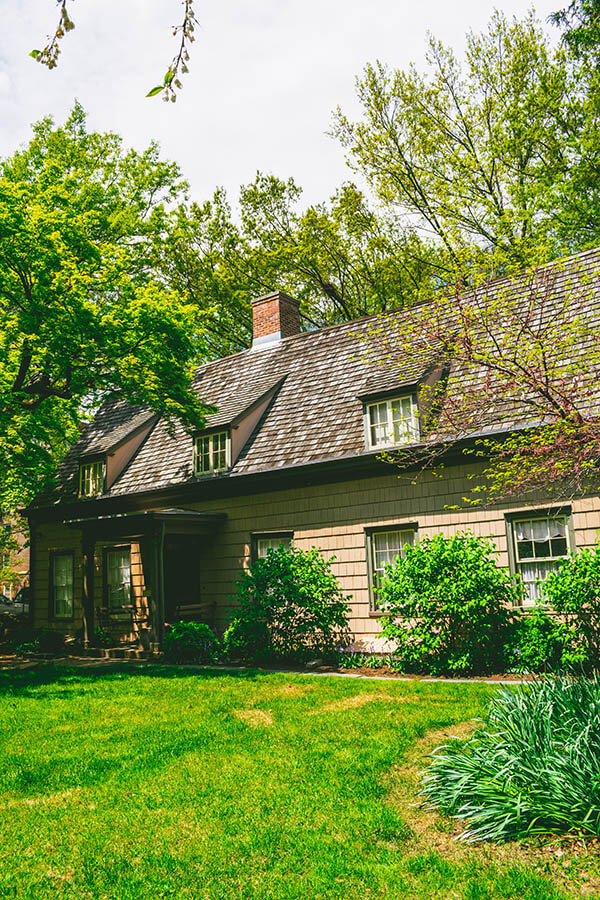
[158, 174, 443, 358]
[333, 11, 600, 267]
[0, 104, 210, 511]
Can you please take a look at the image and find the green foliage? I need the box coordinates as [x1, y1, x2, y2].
[510, 607, 566, 673]
[159, 175, 442, 357]
[163, 621, 221, 664]
[512, 544, 600, 673]
[0, 104, 211, 513]
[423, 675, 600, 841]
[224, 545, 351, 662]
[335, 651, 399, 670]
[379, 533, 519, 675]
[5, 626, 65, 656]
[334, 10, 600, 263]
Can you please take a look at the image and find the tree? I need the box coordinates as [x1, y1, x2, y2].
[552, 0, 600, 57]
[0, 105, 211, 512]
[375, 250, 600, 505]
[31, 0, 198, 101]
[333, 11, 600, 266]
[159, 174, 444, 357]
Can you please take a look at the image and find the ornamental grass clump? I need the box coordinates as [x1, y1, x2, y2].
[422, 675, 600, 842]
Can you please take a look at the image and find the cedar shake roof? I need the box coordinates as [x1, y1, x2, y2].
[77, 404, 157, 456]
[36, 246, 600, 507]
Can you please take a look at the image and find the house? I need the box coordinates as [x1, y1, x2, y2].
[1, 514, 29, 604]
[26, 249, 600, 651]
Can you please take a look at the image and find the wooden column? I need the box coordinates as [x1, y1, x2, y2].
[81, 531, 96, 648]
[151, 522, 166, 652]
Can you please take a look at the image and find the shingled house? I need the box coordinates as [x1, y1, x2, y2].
[26, 250, 600, 651]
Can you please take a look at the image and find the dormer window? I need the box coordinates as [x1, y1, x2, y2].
[79, 459, 106, 497]
[194, 431, 230, 475]
[366, 395, 419, 450]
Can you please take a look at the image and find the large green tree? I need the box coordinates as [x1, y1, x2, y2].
[160, 174, 444, 357]
[333, 11, 600, 267]
[0, 104, 210, 512]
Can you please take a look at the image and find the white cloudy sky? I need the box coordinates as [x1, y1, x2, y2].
[2, 0, 559, 206]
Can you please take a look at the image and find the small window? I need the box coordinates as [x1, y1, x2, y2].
[79, 459, 105, 497]
[51, 552, 74, 619]
[253, 532, 293, 562]
[368, 527, 415, 611]
[366, 396, 419, 449]
[105, 547, 132, 609]
[193, 431, 230, 475]
[511, 515, 570, 607]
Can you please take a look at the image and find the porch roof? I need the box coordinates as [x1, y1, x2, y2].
[61, 507, 226, 539]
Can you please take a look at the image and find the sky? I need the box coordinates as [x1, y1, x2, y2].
[2, 0, 560, 208]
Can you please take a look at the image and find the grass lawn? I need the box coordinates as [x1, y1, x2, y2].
[0, 666, 598, 900]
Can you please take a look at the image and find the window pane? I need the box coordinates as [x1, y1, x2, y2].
[517, 540, 533, 560]
[369, 403, 389, 447]
[256, 535, 291, 559]
[53, 555, 73, 617]
[372, 530, 414, 578]
[514, 515, 569, 606]
[519, 560, 560, 607]
[107, 548, 131, 608]
[80, 461, 105, 496]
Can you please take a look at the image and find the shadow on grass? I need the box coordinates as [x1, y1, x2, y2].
[0, 661, 266, 697]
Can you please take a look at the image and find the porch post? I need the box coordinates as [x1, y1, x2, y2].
[151, 522, 166, 652]
[81, 530, 95, 649]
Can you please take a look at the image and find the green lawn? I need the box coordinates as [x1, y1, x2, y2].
[0, 666, 596, 900]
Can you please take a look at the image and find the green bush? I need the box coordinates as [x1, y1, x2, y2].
[510, 606, 566, 673]
[542, 544, 600, 668]
[379, 532, 519, 676]
[510, 544, 600, 673]
[223, 545, 351, 663]
[6, 626, 65, 656]
[422, 675, 600, 842]
[163, 621, 221, 664]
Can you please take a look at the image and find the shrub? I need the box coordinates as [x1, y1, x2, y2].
[510, 606, 566, 673]
[378, 532, 519, 676]
[509, 544, 600, 673]
[6, 626, 65, 656]
[422, 675, 600, 842]
[163, 621, 221, 664]
[542, 544, 600, 669]
[223, 545, 351, 663]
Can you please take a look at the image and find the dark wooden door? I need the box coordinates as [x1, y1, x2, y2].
[163, 538, 200, 623]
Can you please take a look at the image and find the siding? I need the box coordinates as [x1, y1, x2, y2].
[32, 461, 600, 646]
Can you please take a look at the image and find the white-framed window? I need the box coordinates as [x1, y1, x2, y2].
[253, 532, 293, 561]
[105, 547, 132, 609]
[511, 515, 570, 607]
[51, 552, 74, 619]
[368, 527, 415, 611]
[366, 396, 419, 449]
[193, 431, 230, 475]
[79, 459, 105, 497]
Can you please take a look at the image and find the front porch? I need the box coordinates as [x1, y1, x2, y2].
[63, 508, 227, 650]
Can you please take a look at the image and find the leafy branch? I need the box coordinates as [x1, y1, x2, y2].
[30, 0, 198, 100]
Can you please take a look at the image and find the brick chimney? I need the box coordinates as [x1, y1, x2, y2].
[251, 291, 301, 348]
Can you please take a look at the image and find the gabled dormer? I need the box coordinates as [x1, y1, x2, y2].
[358, 360, 449, 452]
[192, 376, 286, 478]
[77, 409, 158, 498]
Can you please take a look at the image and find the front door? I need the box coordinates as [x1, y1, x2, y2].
[163, 538, 200, 623]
